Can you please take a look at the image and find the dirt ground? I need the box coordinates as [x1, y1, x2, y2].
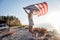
[0, 27, 60, 40]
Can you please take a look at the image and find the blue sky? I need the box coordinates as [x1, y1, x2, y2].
[0, 0, 60, 33]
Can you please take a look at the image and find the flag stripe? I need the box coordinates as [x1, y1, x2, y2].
[42, 2, 48, 14]
[37, 3, 45, 15]
[36, 4, 42, 16]
[35, 2, 48, 16]
[35, 4, 42, 16]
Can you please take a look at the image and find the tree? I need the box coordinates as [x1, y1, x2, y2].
[0, 16, 22, 27]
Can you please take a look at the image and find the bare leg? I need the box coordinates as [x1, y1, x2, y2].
[29, 26, 36, 37]
[29, 26, 33, 33]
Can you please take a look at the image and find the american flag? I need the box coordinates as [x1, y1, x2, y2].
[23, 2, 48, 16]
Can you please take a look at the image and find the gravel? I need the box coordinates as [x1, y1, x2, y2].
[0, 27, 60, 40]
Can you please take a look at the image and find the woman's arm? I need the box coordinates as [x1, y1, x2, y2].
[23, 7, 29, 14]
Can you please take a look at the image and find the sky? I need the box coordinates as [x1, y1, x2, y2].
[0, 0, 60, 33]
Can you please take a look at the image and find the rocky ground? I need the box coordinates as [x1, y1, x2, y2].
[0, 27, 60, 40]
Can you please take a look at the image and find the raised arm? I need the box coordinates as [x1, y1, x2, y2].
[23, 7, 29, 14]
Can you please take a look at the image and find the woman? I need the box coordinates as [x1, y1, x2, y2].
[23, 8, 34, 33]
